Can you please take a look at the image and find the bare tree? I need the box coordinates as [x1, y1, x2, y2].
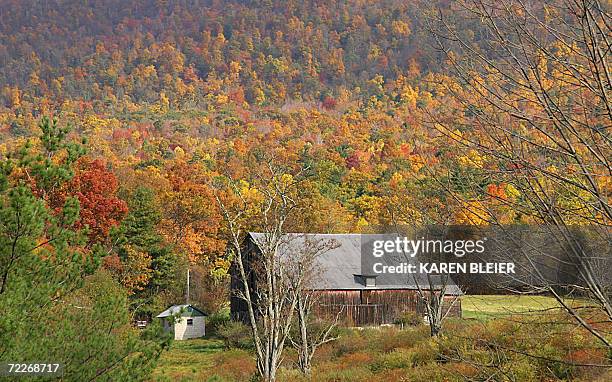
[414, 272, 461, 336]
[212, 160, 345, 381]
[427, 0, 611, 348]
[213, 162, 304, 382]
[286, 234, 340, 374]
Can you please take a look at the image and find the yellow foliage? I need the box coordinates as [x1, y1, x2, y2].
[9, 87, 21, 108]
[389, 172, 404, 189]
[409, 154, 425, 172]
[173, 146, 185, 159]
[458, 149, 484, 168]
[391, 20, 411, 36]
[279, 173, 294, 188]
[82, 114, 109, 132]
[367, 45, 381, 61]
[238, 180, 261, 202]
[215, 93, 229, 106]
[454, 200, 489, 225]
[356, 217, 369, 229]
[120, 245, 153, 294]
[400, 85, 418, 108]
[159, 92, 170, 111]
[254, 87, 265, 105]
[505, 184, 520, 200]
[29, 72, 41, 86]
[229, 61, 241, 74]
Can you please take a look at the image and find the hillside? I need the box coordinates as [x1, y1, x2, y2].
[0, 0, 450, 105]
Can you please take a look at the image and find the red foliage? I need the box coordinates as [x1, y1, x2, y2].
[486, 183, 507, 200]
[322, 96, 337, 110]
[53, 158, 128, 244]
[346, 153, 360, 169]
[111, 128, 131, 141]
[72, 158, 128, 242]
[102, 253, 123, 273]
[229, 87, 246, 104]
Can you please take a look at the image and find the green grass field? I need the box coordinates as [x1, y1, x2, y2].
[151, 339, 222, 381]
[151, 336, 255, 381]
[461, 294, 564, 320]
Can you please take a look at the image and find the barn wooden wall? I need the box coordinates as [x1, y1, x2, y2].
[312, 289, 462, 326]
[232, 287, 462, 326]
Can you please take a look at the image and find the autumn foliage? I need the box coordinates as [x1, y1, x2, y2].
[61, 158, 128, 243]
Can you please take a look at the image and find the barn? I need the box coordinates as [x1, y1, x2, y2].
[231, 233, 462, 326]
[156, 304, 207, 340]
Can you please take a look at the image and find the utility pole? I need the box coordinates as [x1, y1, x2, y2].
[186, 268, 190, 304]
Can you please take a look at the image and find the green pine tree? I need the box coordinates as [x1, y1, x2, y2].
[0, 117, 168, 381]
[117, 187, 180, 316]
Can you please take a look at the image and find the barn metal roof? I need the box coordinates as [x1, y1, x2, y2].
[247, 233, 463, 295]
[156, 304, 207, 318]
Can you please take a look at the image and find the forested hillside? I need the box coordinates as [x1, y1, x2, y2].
[0, 0, 448, 104]
[0, 0, 484, 313]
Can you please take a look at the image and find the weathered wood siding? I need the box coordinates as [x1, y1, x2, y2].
[312, 289, 461, 326]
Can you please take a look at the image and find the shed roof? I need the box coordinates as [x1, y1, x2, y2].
[156, 304, 207, 318]
[247, 233, 462, 295]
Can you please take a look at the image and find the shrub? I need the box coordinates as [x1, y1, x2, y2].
[547, 358, 575, 380]
[207, 308, 231, 333]
[276, 368, 310, 382]
[217, 321, 253, 350]
[376, 369, 410, 382]
[395, 311, 424, 327]
[447, 362, 479, 378]
[315, 366, 374, 381]
[333, 331, 369, 357]
[403, 363, 457, 382]
[370, 349, 413, 372]
[410, 340, 437, 366]
[213, 350, 256, 381]
[337, 352, 374, 368]
[322, 96, 337, 110]
[206, 376, 232, 382]
[371, 326, 429, 352]
[310, 342, 335, 363]
[504, 358, 538, 382]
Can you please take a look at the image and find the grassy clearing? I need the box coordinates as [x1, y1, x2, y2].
[151, 338, 222, 381]
[151, 337, 255, 382]
[461, 294, 563, 320]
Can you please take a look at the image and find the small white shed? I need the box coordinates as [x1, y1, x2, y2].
[156, 304, 207, 340]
